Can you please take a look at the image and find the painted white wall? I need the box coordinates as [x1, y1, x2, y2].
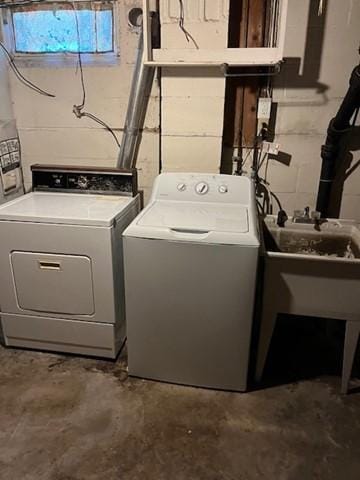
[9, 0, 159, 201]
[0, 24, 15, 126]
[159, 0, 360, 220]
[3, 0, 360, 217]
[266, 0, 360, 220]
[160, 0, 229, 173]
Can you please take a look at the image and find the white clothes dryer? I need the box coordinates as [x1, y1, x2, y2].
[0, 165, 140, 358]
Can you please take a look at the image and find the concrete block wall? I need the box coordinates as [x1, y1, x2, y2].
[265, 0, 360, 220]
[0, 25, 15, 126]
[8, 0, 159, 201]
[2, 0, 359, 215]
[160, 0, 229, 173]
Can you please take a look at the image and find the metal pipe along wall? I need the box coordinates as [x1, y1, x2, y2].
[117, 28, 155, 170]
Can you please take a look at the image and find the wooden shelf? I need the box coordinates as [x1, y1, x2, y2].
[143, 0, 288, 68]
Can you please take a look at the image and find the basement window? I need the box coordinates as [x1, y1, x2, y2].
[8, 1, 116, 64]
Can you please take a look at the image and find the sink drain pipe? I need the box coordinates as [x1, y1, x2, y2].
[316, 63, 360, 217]
[117, 27, 155, 169]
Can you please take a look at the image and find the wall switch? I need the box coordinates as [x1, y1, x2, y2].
[257, 97, 272, 120]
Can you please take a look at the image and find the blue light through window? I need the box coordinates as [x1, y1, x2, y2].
[13, 2, 113, 54]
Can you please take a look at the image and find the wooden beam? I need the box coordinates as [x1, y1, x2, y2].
[241, 0, 267, 148]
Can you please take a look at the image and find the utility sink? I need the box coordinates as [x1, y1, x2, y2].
[257, 216, 360, 394]
[264, 218, 360, 260]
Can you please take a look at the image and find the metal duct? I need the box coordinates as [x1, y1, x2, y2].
[117, 29, 155, 169]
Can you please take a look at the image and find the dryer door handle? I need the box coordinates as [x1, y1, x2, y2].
[38, 260, 62, 271]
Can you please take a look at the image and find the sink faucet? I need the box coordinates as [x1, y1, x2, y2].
[293, 206, 321, 227]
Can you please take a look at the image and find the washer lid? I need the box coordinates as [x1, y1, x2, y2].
[0, 192, 134, 226]
[138, 201, 249, 232]
[125, 200, 259, 246]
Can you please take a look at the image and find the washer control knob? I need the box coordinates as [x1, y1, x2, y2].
[177, 182, 187, 192]
[218, 184, 228, 194]
[195, 181, 209, 195]
[77, 175, 88, 189]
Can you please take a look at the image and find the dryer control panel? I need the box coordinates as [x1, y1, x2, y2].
[31, 165, 138, 196]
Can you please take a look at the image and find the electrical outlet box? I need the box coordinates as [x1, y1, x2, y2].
[257, 97, 272, 120]
[263, 141, 280, 155]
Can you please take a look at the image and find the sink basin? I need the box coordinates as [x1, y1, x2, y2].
[256, 216, 360, 393]
[264, 218, 360, 261]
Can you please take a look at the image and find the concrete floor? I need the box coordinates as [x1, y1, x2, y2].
[1, 318, 360, 480]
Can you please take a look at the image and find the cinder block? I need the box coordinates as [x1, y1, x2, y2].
[340, 195, 360, 222]
[285, 0, 310, 28]
[186, 0, 202, 21]
[162, 0, 228, 23]
[273, 135, 324, 166]
[325, 0, 360, 28]
[297, 162, 322, 194]
[258, 161, 299, 194]
[161, 68, 225, 98]
[160, 22, 228, 50]
[162, 96, 225, 136]
[167, 0, 181, 20]
[259, 192, 317, 216]
[204, 0, 221, 21]
[137, 133, 160, 188]
[282, 25, 308, 59]
[273, 193, 297, 214]
[0, 59, 13, 120]
[342, 157, 360, 196]
[161, 135, 222, 173]
[319, 26, 360, 98]
[18, 127, 157, 161]
[275, 101, 340, 136]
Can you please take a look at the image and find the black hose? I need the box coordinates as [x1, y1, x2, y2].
[316, 64, 360, 217]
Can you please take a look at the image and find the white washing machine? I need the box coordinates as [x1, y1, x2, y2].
[0, 165, 140, 358]
[123, 173, 260, 391]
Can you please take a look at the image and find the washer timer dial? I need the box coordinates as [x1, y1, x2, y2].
[177, 182, 187, 192]
[195, 181, 209, 195]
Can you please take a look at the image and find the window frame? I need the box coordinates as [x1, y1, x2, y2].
[1, 0, 120, 67]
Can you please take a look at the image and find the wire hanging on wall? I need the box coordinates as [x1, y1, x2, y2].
[178, 0, 199, 49]
[70, 1, 120, 149]
[0, 40, 56, 97]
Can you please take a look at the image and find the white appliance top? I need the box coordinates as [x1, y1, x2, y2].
[138, 201, 249, 232]
[124, 173, 259, 246]
[0, 192, 135, 227]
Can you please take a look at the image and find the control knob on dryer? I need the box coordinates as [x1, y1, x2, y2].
[77, 175, 89, 189]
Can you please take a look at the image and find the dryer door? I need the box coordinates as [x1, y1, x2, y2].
[11, 251, 95, 315]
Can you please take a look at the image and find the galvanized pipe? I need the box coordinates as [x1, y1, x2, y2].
[117, 28, 155, 169]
